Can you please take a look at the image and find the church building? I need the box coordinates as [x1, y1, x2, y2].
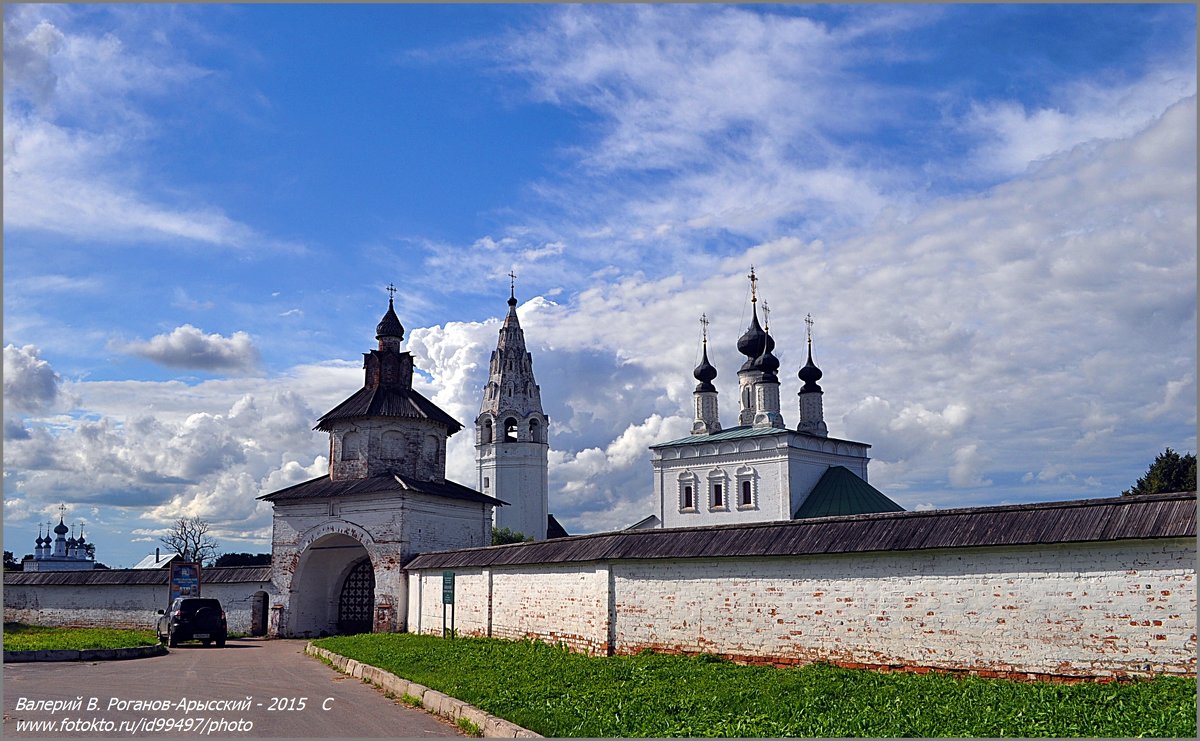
[259, 288, 503, 636]
[647, 269, 903, 529]
[20, 512, 97, 571]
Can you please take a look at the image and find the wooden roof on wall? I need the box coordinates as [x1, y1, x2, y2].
[406, 492, 1197, 570]
[3, 565, 272, 586]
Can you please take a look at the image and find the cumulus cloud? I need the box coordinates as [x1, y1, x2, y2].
[117, 325, 261, 374]
[3, 343, 61, 413]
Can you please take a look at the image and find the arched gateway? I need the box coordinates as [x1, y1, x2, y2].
[259, 290, 502, 637]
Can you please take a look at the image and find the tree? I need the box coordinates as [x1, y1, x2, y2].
[160, 516, 220, 564]
[1123, 448, 1197, 496]
[212, 552, 271, 568]
[491, 527, 532, 546]
[3, 551, 22, 571]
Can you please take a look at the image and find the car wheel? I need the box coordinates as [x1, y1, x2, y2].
[201, 639, 211, 647]
[216, 635, 226, 647]
[168, 631, 179, 647]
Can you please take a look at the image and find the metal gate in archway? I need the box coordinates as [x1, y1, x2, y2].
[337, 559, 375, 634]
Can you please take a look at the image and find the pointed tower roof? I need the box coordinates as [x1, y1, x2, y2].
[693, 314, 717, 392]
[376, 284, 404, 341]
[798, 313, 823, 392]
[479, 274, 545, 420]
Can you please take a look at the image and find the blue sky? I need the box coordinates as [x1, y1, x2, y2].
[4, 4, 1196, 569]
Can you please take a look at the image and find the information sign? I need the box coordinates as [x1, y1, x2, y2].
[169, 562, 201, 604]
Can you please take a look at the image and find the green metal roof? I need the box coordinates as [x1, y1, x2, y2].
[794, 466, 904, 519]
[651, 425, 787, 448]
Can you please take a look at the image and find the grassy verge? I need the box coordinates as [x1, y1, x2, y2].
[314, 633, 1196, 738]
[3, 623, 158, 651]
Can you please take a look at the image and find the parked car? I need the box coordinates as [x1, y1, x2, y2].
[157, 597, 227, 647]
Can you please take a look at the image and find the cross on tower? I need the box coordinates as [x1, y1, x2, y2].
[762, 302, 771, 332]
[508, 270, 517, 299]
[386, 283, 397, 301]
[699, 313, 709, 344]
[805, 313, 814, 346]
[58, 503, 66, 519]
[748, 266, 758, 303]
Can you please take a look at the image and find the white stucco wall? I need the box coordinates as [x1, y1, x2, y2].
[654, 431, 871, 529]
[3, 580, 275, 634]
[407, 537, 1197, 679]
[270, 491, 492, 636]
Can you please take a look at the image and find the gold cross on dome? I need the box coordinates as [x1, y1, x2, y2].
[386, 283, 397, 300]
[699, 313, 709, 343]
[748, 266, 758, 303]
[805, 313, 814, 345]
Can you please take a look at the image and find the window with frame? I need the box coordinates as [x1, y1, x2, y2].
[678, 473, 699, 512]
[735, 466, 757, 510]
[707, 470, 728, 511]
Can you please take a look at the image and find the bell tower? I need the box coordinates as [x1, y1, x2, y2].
[475, 276, 550, 540]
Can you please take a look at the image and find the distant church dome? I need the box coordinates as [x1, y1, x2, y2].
[54, 518, 69, 536]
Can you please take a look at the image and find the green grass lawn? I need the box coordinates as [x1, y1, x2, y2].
[3, 623, 158, 651]
[314, 633, 1196, 738]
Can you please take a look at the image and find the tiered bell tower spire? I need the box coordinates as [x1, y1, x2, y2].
[476, 275, 550, 540]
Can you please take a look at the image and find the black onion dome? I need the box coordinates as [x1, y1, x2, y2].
[693, 344, 717, 392]
[799, 346, 823, 392]
[376, 298, 405, 340]
[53, 518, 69, 536]
[35, 533, 45, 547]
[736, 308, 768, 365]
[758, 347, 780, 379]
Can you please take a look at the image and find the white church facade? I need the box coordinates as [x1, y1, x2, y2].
[647, 269, 902, 530]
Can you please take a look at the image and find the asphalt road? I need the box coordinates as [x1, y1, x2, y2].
[2, 638, 464, 738]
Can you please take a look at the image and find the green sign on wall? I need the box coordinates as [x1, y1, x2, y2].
[442, 571, 455, 604]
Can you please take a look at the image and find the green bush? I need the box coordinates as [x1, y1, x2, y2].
[314, 633, 1196, 738]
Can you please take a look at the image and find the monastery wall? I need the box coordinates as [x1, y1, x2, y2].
[407, 537, 1197, 679]
[3, 580, 274, 635]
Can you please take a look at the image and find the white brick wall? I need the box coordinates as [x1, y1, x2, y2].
[407, 537, 1196, 678]
[3, 580, 275, 634]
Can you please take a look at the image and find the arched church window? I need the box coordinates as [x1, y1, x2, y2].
[482, 420, 493, 444]
[529, 418, 540, 443]
[341, 431, 362, 461]
[707, 469, 728, 511]
[382, 430, 404, 459]
[678, 472, 699, 513]
[504, 418, 518, 441]
[735, 466, 757, 510]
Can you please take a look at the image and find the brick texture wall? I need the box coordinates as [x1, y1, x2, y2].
[407, 537, 1196, 679]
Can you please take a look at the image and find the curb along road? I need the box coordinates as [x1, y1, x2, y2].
[305, 643, 542, 738]
[3, 644, 168, 663]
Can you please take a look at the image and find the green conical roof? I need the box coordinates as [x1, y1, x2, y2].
[794, 466, 904, 519]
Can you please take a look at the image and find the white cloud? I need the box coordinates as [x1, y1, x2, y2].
[3, 344, 62, 414]
[117, 325, 261, 374]
[965, 70, 1197, 177]
[3, 9, 302, 251]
